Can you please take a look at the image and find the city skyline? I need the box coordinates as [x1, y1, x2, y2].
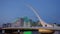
[2, 17, 41, 28]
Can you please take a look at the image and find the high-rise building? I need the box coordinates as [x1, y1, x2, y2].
[2, 24, 7, 28]
[6, 23, 12, 27]
[14, 18, 21, 27]
[19, 18, 24, 27]
[23, 17, 31, 27]
[2, 23, 12, 28]
[14, 18, 24, 27]
[29, 19, 33, 27]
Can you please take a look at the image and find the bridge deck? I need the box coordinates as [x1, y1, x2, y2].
[2, 27, 60, 31]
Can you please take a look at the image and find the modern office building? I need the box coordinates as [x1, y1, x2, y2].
[2, 23, 12, 28]
[6, 23, 12, 27]
[15, 18, 24, 27]
[2, 24, 7, 28]
[23, 17, 31, 27]
[11, 18, 24, 27]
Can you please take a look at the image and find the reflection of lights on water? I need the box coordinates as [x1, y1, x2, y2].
[38, 29, 53, 33]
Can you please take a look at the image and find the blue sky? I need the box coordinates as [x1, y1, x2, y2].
[0, 0, 60, 24]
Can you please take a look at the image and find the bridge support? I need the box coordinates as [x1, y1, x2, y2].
[17, 29, 20, 34]
[2, 30, 5, 34]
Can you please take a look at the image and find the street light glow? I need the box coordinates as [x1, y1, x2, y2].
[38, 28, 53, 33]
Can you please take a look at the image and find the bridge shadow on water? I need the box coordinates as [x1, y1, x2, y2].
[0, 29, 60, 34]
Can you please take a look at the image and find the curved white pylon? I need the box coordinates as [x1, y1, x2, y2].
[27, 5, 53, 27]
